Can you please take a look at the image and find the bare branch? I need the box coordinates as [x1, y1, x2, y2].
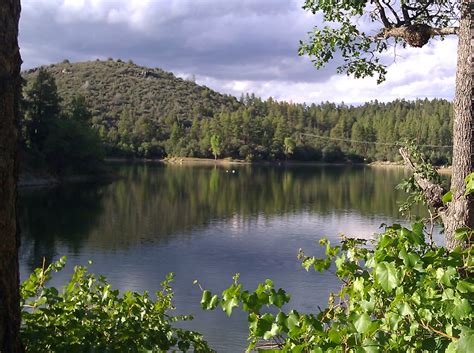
[401, 4, 411, 24]
[373, 0, 392, 27]
[381, 0, 401, 24]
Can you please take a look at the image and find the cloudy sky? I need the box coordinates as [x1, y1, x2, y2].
[19, 0, 457, 104]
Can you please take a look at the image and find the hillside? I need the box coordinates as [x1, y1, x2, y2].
[21, 60, 453, 163]
[22, 60, 240, 155]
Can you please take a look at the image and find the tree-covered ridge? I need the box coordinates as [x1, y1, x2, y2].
[195, 97, 453, 164]
[22, 59, 239, 157]
[22, 60, 453, 164]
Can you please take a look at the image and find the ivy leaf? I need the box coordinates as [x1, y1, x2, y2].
[375, 262, 398, 292]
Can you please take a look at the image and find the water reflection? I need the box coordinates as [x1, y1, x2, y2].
[18, 164, 420, 352]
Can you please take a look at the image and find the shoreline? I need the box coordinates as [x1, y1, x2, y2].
[20, 158, 452, 188]
[159, 157, 453, 173]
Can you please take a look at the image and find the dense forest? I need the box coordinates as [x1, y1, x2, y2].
[21, 60, 453, 171]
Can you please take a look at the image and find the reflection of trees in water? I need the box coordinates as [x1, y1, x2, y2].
[19, 184, 105, 272]
[19, 164, 423, 258]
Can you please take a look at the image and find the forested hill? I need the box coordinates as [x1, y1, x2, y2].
[21, 60, 453, 165]
[23, 59, 239, 122]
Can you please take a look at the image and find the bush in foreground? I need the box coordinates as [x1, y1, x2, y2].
[21, 258, 212, 352]
[200, 223, 473, 352]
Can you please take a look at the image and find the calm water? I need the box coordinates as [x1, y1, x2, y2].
[19, 164, 419, 352]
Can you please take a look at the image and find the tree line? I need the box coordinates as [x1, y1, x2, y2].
[20, 67, 453, 173]
[154, 95, 452, 164]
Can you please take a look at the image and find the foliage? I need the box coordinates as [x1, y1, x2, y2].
[21, 68, 105, 175]
[200, 222, 473, 352]
[396, 142, 447, 218]
[42, 118, 104, 174]
[21, 257, 213, 352]
[22, 61, 454, 163]
[283, 137, 296, 159]
[22, 67, 61, 151]
[299, 1, 458, 83]
[210, 134, 221, 159]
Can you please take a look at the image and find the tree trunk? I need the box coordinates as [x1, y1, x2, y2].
[444, 0, 474, 249]
[0, 0, 22, 351]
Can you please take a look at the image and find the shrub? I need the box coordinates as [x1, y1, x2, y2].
[200, 223, 473, 352]
[21, 258, 213, 352]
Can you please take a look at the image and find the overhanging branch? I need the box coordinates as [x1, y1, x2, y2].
[399, 147, 446, 209]
[375, 25, 458, 47]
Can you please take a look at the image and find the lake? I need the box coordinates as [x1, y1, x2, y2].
[19, 163, 420, 352]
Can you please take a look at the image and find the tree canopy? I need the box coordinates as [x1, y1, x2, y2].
[299, 0, 459, 83]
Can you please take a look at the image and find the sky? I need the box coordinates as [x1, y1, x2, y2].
[19, 0, 458, 104]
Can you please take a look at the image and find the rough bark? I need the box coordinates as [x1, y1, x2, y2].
[446, 0, 474, 249]
[0, 0, 22, 352]
[400, 1, 473, 250]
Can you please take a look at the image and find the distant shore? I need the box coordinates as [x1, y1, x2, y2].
[19, 157, 451, 189]
[164, 157, 452, 174]
[368, 160, 451, 175]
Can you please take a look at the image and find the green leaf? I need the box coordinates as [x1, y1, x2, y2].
[354, 313, 371, 333]
[465, 173, 474, 195]
[362, 338, 380, 353]
[353, 277, 365, 293]
[442, 191, 453, 204]
[328, 327, 342, 344]
[445, 341, 458, 353]
[263, 323, 279, 340]
[457, 280, 474, 293]
[254, 313, 274, 337]
[458, 333, 474, 353]
[286, 311, 300, 331]
[222, 297, 239, 316]
[375, 262, 398, 292]
[398, 248, 420, 267]
[455, 228, 472, 242]
[397, 302, 414, 318]
[269, 288, 290, 308]
[200, 290, 211, 309]
[452, 298, 472, 320]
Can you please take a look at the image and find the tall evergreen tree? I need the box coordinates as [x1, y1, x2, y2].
[24, 68, 61, 151]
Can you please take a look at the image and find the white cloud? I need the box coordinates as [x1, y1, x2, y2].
[197, 37, 457, 104]
[20, 0, 457, 104]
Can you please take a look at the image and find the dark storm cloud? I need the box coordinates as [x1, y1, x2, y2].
[20, 0, 337, 83]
